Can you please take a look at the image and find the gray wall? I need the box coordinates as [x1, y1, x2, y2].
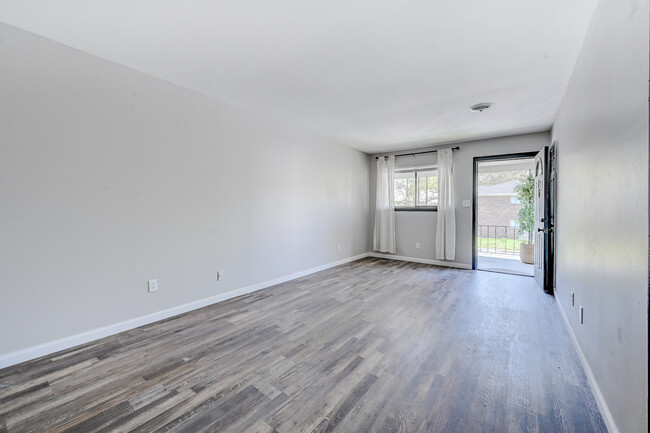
[368, 132, 550, 266]
[551, 0, 649, 431]
[0, 24, 369, 359]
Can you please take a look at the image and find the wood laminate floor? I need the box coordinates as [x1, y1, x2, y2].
[0, 258, 607, 432]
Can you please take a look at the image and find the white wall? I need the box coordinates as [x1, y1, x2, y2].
[368, 133, 550, 266]
[0, 24, 369, 364]
[551, 0, 648, 431]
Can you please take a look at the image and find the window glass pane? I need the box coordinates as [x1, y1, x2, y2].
[417, 169, 438, 206]
[393, 167, 438, 207]
[394, 172, 415, 206]
[394, 170, 414, 180]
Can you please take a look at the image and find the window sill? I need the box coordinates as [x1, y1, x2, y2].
[395, 207, 438, 212]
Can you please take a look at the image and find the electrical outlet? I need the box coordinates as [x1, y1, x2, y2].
[415, 242, 420, 249]
[217, 271, 223, 281]
[148, 279, 158, 293]
[571, 292, 575, 306]
[337, 243, 341, 252]
[579, 306, 584, 324]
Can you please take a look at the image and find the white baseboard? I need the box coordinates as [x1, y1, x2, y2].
[0, 253, 369, 370]
[368, 252, 472, 270]
[555, 296, 618, 433]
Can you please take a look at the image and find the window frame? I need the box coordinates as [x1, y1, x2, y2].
[393, 166, 438, 211]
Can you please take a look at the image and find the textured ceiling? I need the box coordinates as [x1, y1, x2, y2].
[0, 0, 598, 153]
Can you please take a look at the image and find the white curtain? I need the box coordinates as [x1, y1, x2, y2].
[373, 155, 396, 253]
[436, 148, 456, 260]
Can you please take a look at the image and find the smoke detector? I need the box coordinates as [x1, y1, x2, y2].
[469, 102, 494, 113]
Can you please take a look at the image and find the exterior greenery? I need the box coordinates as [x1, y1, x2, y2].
[514, 172, 535, 244]
[476, 236, 525, 254]
[394, 169, 438, 207]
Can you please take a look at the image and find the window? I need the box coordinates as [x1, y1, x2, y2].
[394, 167, 438, 209]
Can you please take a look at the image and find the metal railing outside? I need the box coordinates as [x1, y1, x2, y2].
[476, 225, 522, 256]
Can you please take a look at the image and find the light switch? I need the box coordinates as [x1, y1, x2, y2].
[462, 200, 471, 207]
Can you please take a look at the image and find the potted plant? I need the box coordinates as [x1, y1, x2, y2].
[515, 172, 535, 264]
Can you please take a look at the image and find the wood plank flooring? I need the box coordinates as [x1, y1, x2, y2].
[0, 258, 607, 432]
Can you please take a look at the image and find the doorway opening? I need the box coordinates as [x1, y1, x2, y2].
[473, 155, 536, 276]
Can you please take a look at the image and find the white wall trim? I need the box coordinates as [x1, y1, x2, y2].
[555, 296, 619, 433]
[0, 253, 369, 370]
[368, 252, 472, 269]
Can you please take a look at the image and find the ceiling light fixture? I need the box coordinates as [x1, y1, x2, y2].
[469, 102, 494, 113]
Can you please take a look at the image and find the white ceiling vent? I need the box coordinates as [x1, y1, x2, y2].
[469, 103, 494, 113]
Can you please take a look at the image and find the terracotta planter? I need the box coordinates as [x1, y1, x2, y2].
[519, 243, 534, 264]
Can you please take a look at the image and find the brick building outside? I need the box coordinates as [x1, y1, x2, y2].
[477, 179, 523, 239]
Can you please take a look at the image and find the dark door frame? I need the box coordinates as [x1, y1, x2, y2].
[548, 141, 557, 294]
[472, 152, 539, 271]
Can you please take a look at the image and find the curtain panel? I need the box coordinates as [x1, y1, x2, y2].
[435, 149, 456, 260]
[373, 155, 396, 253]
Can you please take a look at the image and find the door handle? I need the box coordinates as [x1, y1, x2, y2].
[537, 228, 554, 233]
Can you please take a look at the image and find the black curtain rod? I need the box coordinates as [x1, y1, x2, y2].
[375, 146, 460, 159]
